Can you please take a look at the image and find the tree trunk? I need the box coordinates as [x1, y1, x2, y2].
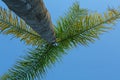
[2, 0, 56, 43]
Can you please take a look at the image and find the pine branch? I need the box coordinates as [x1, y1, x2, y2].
[1, 3, 120, 80]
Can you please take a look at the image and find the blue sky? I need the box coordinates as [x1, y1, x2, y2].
[0, 0, 120, 80]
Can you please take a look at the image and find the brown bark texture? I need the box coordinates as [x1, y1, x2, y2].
[2, 0, 56, 43]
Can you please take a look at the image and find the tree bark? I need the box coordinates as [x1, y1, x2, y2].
[2, 0, 56, 43]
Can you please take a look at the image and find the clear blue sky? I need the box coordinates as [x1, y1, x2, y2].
[0, 0, 120, 80]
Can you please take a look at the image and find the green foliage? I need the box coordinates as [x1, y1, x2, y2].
[0, 8, 44, 45]
[56, 3, 119, 46]
[1, 2, 120, 80]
